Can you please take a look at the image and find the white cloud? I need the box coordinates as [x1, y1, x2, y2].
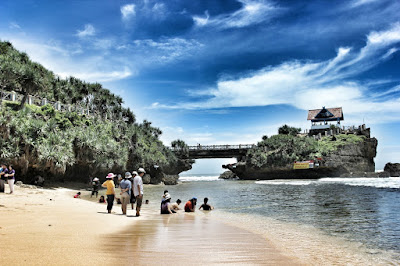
[153, 23, 400, 124]
[132, 38, 203, 63]
[9, 22, 21, 29]
[121, 4, 136, 20]
[193, 0, 281, 29]
[350, 0, 380, 8]
[3, 36, 136, 83]
[58, 67, 133, 83]
[76, 24, 96, 38]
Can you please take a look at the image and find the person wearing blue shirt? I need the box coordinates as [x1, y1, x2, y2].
[119, 172, 132, 215]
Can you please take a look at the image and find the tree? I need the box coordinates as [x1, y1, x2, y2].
[278, 124, 301, 136]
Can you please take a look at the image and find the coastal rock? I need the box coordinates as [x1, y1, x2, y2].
[383, 163, 400, 177]
[228, 137, 378, 180]
[162, 174, 179, 185]
[323, 138, 377, 174]
[219, 171, 238, 180]
[142, 174, 151, 184]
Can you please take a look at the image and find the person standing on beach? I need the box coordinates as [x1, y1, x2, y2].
[184, 198, 197, 212]
[91, 177, 100, 198]
[130, 171, 138, 210]
[133, 168, 145, 217]
[119, 172, 132, 215]
[102, 173, 116, 213]
[4, 165, 15, 194]
[0, 164, 6, 193]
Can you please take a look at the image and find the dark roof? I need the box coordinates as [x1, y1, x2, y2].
[307, 107, 343, 121]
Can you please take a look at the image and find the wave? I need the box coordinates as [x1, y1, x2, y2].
[256, 177, 400, 189]
[178, 175, 220, 182]
[319, 177, 400, 189]
[255, 180, 315, 186]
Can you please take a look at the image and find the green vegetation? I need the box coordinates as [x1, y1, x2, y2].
[247, 126, 365, 168]
[278, 124, 301, 136]
[0, 41, 189, 181]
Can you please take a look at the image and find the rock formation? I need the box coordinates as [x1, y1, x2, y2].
[225, 136, 378, 180]
[383, 163, 400, 177]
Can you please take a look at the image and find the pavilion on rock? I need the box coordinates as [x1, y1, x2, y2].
[307, 107, 343, 132]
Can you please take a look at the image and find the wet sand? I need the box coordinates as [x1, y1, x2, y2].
[106, 213, 299, 265]
[0, 186, 298, 265]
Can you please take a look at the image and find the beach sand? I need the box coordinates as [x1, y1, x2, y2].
[0, 186, 298, 265]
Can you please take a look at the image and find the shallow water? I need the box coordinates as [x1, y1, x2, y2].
[143, 176, 400, 263]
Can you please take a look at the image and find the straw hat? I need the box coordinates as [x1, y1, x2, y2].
[106, 173, 116, 179]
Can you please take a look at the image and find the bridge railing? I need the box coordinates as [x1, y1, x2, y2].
[184, 144, 255, 151]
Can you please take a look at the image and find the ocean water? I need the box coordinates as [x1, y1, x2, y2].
[144, 175, 400, 263]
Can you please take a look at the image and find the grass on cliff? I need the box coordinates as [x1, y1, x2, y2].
[247, 133, 366, 168]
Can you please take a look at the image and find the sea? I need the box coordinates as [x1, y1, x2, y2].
[144, 174, 400, 263]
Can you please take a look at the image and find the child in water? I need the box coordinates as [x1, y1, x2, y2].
[74, 192, 81, 198]
[199, 197, 214, 211]
[99, 195, 106, 203]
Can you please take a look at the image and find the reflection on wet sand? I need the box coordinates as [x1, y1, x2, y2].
[106, 213, 300, 265]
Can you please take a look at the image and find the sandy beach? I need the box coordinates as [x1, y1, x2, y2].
[0, 185, 298, 265]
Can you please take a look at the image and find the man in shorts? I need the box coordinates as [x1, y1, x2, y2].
[133, 168, 145, 216]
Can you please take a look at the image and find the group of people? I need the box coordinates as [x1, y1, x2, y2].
[100, 168, 145, 216]
[79, 168, 214, 217]
[161, 190, 214, 214]
[0, 164, 15, 194]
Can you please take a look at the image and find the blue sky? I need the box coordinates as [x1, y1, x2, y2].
[1, 0, 400, 173]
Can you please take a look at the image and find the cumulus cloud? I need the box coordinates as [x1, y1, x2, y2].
[121, 4, 136, 20]
[76, 24, 96, 38]
[193, 0, 281, 29]
[153, 23, 400, 124]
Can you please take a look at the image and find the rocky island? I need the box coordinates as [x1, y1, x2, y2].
[222, 108, 382, 180]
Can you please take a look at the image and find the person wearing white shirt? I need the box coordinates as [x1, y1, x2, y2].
[133, 168, 145, 216]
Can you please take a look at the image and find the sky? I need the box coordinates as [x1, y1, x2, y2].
[1, 0, 400, 174]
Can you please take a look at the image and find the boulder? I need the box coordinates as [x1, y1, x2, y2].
[162, 174, 179, 185]
[383, 163, 400, 177]
[219, 171, 238, 179]
[142, 174, 151, 184]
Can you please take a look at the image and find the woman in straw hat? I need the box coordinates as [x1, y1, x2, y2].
[102, 173, 116, 213]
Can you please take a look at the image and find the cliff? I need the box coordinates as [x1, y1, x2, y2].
[224, 132, 378, 180]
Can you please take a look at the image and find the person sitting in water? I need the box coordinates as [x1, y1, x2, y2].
[184, 197, 197, 212]
[161, 194, 174, 214]
[74, 192, 81, 198]
[170, 199, 182, 211]
[99, 195, 106, 203]
[161, 190, 168, 202]
[199, 197, 214, 211]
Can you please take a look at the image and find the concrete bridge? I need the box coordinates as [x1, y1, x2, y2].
[172, 144, 255, 159]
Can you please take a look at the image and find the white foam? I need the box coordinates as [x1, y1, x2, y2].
[319, 177, 400, 189]
[255, 180, 315, 186]
[178, 175, 220, 182]
[255, 177, 400, 189]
